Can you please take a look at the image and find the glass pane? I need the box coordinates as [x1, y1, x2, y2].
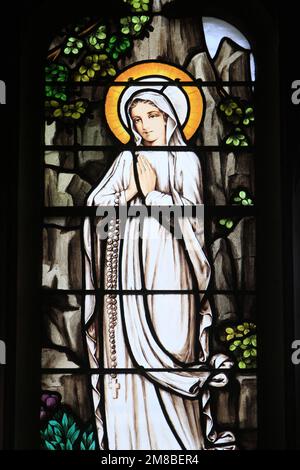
[43, 220, 82, 289]
[202, 16, 255, 81]
[209, 216, 255, 291]
[40, 373, 95, 450]
[42, 293, 85, 369]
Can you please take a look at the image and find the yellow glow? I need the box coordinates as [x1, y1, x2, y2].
[105, 62, 203, 143]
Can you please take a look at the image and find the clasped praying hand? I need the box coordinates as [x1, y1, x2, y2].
[125, 154, 157, 201]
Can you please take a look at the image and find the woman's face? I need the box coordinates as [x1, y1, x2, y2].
[130, 102, 166, 145]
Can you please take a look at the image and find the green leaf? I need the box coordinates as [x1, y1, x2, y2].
[87, 432, 94, 446]
[242, 199, 248, 205]
[132, 16, 139, 23]
[54, 434, 62, 444]
[226, 220, 233, 229]
[66, 422, 77, 440]
[64, 47, 71, 54]
[66, 439, 73, 450]
[225, 327, 234, 334]
[108, 68, 117, 76]
[229, 344, 236, 351]
[89, 37, 97, 46]
[243, 350, 251, 358]
[226, 334, 234, 341]
[243, 337, 250, 345]
[53, 108, 62, 118]
[79, 66, 87, 74]
[89, 441, 96, 450]
[44, 440, 56, 450]
[243, 118, 250, 125]
[53, 424, 62, 437]
[225, 108, 233, 116]
[251, 349, 257, 357]
[233, 138, 240, 146]
[72, 112, 81, 119]
[233, 340, 242, 346]
[226, 137, 233, 145]
[237, 324, 244, 331]
[87, 69, 95, 78]
[72, 429, 80, 444]
[62, 413, 68, 431]
[72, 48, 79, 54]
[238, 361, 246, 369]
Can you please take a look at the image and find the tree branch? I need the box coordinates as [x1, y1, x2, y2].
[47, 21, 100, 61]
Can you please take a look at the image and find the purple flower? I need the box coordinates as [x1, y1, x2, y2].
[40, 391, 62, 420]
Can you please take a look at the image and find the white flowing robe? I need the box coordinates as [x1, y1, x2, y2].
[83, 90, 235, 450]
[83, 149, 234, 450]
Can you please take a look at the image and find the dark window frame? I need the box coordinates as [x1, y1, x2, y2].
[0, 0, 294, 450]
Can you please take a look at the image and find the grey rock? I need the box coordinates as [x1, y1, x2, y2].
[43, 227, 82, 289]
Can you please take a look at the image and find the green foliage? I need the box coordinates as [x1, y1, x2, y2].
[124, 0, 150, 12]
[106, 35, 132, 60]
[232, 189, 253, 206]
[45, 64, 68, 101]
[220, 322, 257, 369]
[87, 25, 107, 51]
[40, 409, 80, 450]
[218, 218, 234, 230]
[45, 64, 69, 83]
[41, 407, 96, 451]
[64, 37, 84, 55]
[224, 127, 249, 147]
[218, 97, 254, 147]
[120, 15, 150, 36]
[45, 99, 88, 123]
[219, 98, 255, 127]
[73, 54, 116, 82]
[80, 425, 96, 450]
[45, 2, 154, 123]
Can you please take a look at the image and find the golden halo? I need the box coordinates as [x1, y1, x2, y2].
[105, 62, 203, 143]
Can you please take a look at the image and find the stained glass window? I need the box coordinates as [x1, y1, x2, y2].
[41, 1, 256, 450]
